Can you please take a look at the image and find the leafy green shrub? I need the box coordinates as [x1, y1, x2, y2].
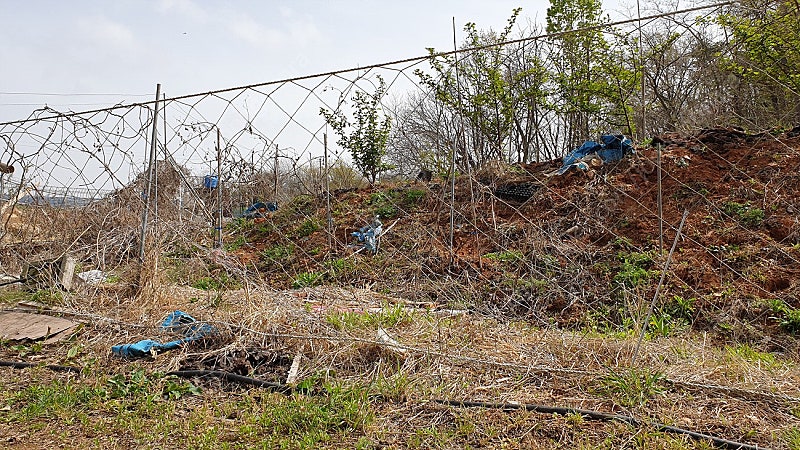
[162, 377, 202, 400]
[614, 252, 656, 288]
[647, 309, 687, 338]
[403, 189, 426, 205]
[286, 194, 316, 215]
[664, 295, 696, 321]
[105, 369, 153, 399]
[294, 219, 321, 238]
[741, 207, 765, 226]
[369, 192, 398, 218]
[374, 204, 397, 218]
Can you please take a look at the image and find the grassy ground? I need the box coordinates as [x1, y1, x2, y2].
[1, 283, 799, 449]
[2, 128, 800, 448]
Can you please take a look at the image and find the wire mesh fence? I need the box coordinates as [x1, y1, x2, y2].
[1, 5, 800, 447]
[0, 1, 796, 341]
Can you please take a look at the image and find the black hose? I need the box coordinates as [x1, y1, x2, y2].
[0, 360, 81, 373]
[166, 369, 295, 395]
[0, 277, 24, 287]
[0, 360, 770, 449]
[435, 399, 768, 450]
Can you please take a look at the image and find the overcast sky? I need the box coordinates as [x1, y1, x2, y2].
[0, 0, 644, 190]
[0, 0, 630, 122]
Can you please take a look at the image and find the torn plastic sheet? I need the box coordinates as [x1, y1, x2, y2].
[111, 311, 215, 358]
[77, 269, 107, 284]
[351, 217, 383, 253]
[241, 201, 278, 219]
[556, 135, 634, 175]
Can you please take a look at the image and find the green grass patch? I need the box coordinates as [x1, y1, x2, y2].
[324, 258, 353, 279]
[0, 371, 377, 449]
[597, 367, 666, 407]
[292, 271, 323, 289]
[483, 250, 524, 264]
[725, 343, 783, 370]
[784, 427, 800, 450]
[262, 244, 294, 261]
[29, 289, 64, 306]
[325, 303, 412, 331]
[191, 271, 239, 290]
[240, 382, 373, 448]
[0, 289, 32, 305]
[723, 201, 764, 227]
[224, 234, 247, 251]
[768, 298, 800, 334]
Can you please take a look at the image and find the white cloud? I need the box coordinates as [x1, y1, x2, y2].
[224, 8, 321, 49]
[288, 19, 321, 44]
[228, 14, 284, 47]
[156, 0, 208, 22]
[78, 15, 137, 50]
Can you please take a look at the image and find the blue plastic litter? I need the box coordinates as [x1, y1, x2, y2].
[241, 201, 278, 219]
[112, 311, 215, 358]
[352, 217, 383, 253]
[204, 175, 218, 189]
[557, 135, 633, 175]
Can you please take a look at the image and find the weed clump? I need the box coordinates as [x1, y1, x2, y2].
[723, 201, 764, 227]
[614, 251, 657, 288]
[597, 367, 666, 407]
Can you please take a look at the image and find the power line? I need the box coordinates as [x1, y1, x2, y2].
[0, 92, 151, 97]
[0, 102, 140, 107]
[0, 1, 733, 128]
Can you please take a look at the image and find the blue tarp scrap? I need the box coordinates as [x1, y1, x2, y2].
[112, 311, 216, 358]
[352, 217, 383, 253]
[241, 201, 278, 219]
[557, 135, 634, 175]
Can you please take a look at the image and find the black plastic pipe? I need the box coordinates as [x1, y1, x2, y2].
[436, 399, 767, 450]
[167, 369, 294, 395]
[0, 360, 80, 373]
[0, 361, 769, 449]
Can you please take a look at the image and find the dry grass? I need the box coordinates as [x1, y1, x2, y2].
[1, 277, 798, 449]
[3, 130, 800, 447]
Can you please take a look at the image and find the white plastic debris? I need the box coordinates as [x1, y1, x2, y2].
[77, 269, 107, 285]
[376, 327, 406, 355]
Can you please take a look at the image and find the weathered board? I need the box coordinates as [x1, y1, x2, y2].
[0, 312, 78, 341]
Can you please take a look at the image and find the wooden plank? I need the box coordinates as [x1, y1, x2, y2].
[0, 312, 78, 341]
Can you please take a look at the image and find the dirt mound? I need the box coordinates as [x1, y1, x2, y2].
[221, 127, 800, 347]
